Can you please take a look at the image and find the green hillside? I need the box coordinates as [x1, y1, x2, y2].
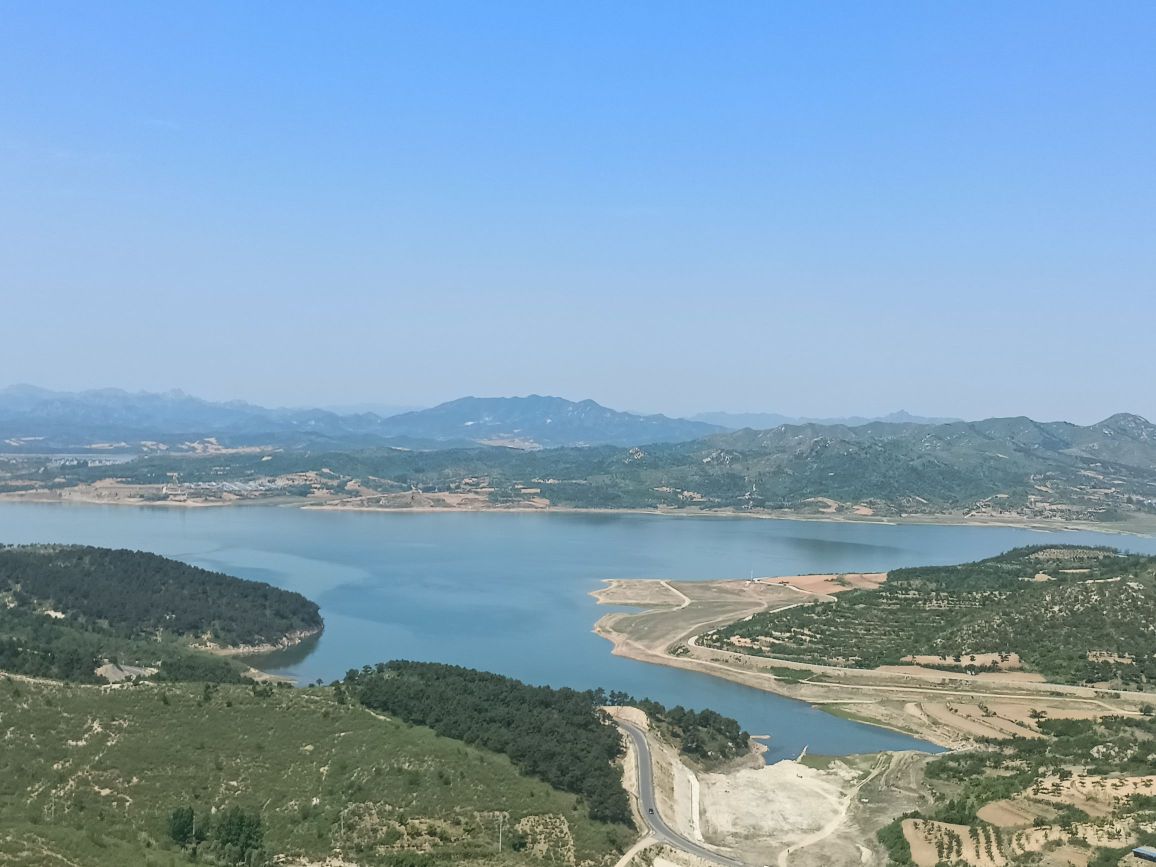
[0, 677, 633, 866]
[0, 545, 320, 646]
[0, 544, 321, 683]
[706, 545, 1156, 687]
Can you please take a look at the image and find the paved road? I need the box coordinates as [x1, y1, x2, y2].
[619, 720, 746, 867]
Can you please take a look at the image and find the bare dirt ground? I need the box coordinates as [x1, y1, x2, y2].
[592, 578, 794, 659]
[876, 664, 1046, 683]
[9, 479, 1156, 537]
[758, 572, 886, 596]
[594, 572, 1156, 866]
[975, 798, 1058, 829]
[607, 706, 932, 867]
[903, 815, 1138, 867]
[593, 576, 1153, 752]
[93, 663, 156, 683]
[1030, 773, 1156, 817]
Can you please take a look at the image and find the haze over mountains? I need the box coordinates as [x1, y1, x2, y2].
[691, 410, 961, 430]
[379, 396, 719, 447]
[3, 382, 1152, 494]
[3, 385, 1155, 524]
[0, 386, 720, 451]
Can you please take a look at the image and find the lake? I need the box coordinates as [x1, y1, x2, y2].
[4, 502, 1154, 761]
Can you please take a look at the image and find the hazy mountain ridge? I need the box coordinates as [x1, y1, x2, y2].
[0, 386, 720, 451]
[0, 385, 372, 435]
[378, 395, 722, 447]
[691, 409, 961, 429]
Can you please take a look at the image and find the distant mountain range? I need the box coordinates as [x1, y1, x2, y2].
[379, 396, 720, 447]
[4, 386, 1155, 523]
[691, 410, 962, 429]
[0, 387, 720, 451]
[32, 410, 1153, 525]
[0, 385, 446, 452]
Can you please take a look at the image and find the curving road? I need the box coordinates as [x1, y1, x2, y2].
[618, 720, 746, 867]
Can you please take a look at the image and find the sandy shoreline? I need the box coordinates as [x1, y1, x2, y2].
[589, 575, 1156, 752]
[4, 489, 1153, 537]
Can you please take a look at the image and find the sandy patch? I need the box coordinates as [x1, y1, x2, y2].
[975, 798, 1054, 828]
[593, 580, 690, 608]
[1008, 819, 1135, 863]
[95, 663, 158, 683]
[876, 664, 1045, 683]
[1031, 773, 1156, 818]
[699, 760, 850, 846]
[900, 653, 1024, 670]
[918, 703, 1041, 741]
[903, 819, 1006, 866]
[604, 705, 650, 730]
[759, 573, 886, 596]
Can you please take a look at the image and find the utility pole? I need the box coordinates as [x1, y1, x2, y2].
[497, 814, 503, 853]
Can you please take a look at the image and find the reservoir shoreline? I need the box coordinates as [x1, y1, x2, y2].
[4, 501, 1154, 761]
[5, 488, 1156, 538]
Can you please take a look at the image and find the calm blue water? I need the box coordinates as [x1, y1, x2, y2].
[4, 503, 1154, 761]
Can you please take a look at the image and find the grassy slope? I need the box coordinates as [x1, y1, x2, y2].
[0, 677, 631, 866]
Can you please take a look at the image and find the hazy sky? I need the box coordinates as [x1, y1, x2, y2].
[2, 3, 1153, 423]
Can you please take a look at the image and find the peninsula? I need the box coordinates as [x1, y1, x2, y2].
[593, 545, 1156, 865]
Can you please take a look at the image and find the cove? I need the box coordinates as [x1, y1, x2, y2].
[5, 502, 1154, 761]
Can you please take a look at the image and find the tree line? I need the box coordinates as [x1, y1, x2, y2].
[342, 662, 753, 826]
[345, 662, 633, 825]
[168, 804, 264, 865]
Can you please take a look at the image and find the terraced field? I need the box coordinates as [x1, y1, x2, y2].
[704, 546, 1156, 688]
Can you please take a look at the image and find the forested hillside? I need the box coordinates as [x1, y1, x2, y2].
[0, 678, 633, 866]
[706, 546, 1156, 687]
[0, 545, 320, 646]
[345, 662, 634, 825]
[0, 545, 321, 682]
[344, 662, 753, 825]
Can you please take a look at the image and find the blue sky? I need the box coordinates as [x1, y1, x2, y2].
[2, 2, 1153, 422]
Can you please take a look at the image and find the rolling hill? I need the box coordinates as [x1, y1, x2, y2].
[24, 412, 1156, 524]
[377, 395, 721, 447]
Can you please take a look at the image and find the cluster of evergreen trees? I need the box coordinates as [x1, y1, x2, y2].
[0, 603, 250, 683]
[0, 627, 97, 680]
[344, 662, 633, 825]
[0, 544, 320, 683]
[0, 544, 321, 647]
[168, 805, 264, 865]
[631, 698, 749, 762]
